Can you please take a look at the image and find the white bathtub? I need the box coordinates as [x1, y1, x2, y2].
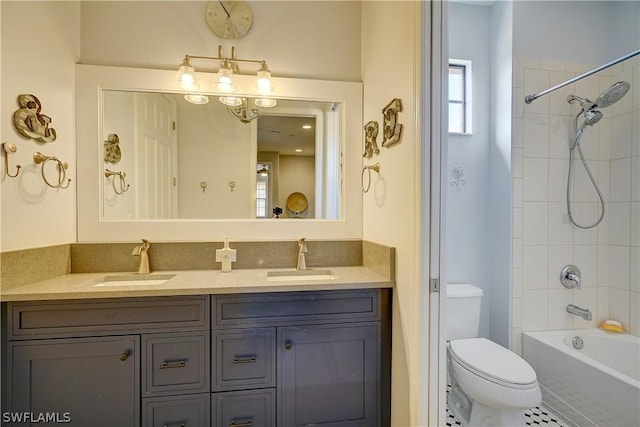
[523, 329, 640, 427]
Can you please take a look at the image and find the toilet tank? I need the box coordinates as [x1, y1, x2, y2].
[446, 284, 483, 340]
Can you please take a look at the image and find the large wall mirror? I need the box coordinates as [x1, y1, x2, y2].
[77, 65, 363, 242]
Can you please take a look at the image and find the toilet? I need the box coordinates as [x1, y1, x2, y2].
[447, 284, 541, 427]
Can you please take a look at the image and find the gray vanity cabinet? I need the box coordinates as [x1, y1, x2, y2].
[2, 289, 390, 427]
[7, 336, 139, 427]
[278, 323, 380, 427]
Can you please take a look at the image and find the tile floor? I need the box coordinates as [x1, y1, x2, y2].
[446, 388, 567, 426]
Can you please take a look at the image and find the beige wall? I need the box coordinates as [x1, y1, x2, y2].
[1, 1, 80, 251]
[361, 2, 425, 425]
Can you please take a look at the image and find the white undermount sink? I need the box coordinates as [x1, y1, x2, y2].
[266, 269, 335, 282]
[92, 273, 176, 287]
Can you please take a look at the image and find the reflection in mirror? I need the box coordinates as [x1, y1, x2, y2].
[102, 91, 339, 220]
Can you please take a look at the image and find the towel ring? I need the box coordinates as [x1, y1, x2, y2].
[33, 152, 71, 189]
[105, 169, 130, 194]
[361, 163, 380, 193]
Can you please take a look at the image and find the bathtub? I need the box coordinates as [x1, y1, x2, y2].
[523, 329, 640, 427]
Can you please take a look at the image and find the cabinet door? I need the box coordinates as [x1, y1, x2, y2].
[7, 336, 139, 427]
[278, 323, 380, 427]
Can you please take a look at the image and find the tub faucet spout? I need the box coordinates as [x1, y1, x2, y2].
[566, 304, 592, 321]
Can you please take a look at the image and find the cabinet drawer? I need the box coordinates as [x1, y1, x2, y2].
[143, 332, 210, 397]
[142, 393, 210, 427]
[212, 290, 380, 327]
[7, 296, 209, 339]
[212, 389, 275, 427]
[213, 328, 275, 391]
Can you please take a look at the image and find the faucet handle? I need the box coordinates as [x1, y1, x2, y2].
[560, 265, 581, 289]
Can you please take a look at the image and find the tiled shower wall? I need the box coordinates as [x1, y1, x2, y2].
[511, 56, 639, 354]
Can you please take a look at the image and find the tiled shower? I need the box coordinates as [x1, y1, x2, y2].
[512, 55, 639, 353]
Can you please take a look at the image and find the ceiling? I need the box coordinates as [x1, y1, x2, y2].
[257, 112, 317, 157]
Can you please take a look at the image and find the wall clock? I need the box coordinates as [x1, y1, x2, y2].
[205, 1, 253, 39]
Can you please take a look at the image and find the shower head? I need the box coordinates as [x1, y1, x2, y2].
[596, 81, 630, 108]
[583, 109, 603, 126]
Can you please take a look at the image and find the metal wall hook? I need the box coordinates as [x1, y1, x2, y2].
[105, 169, 130, 194]
[2, 142, 22, 178]
[33, 151, 71, 189]
[361, 163, 380, 193]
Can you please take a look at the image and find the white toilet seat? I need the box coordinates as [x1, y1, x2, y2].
[449, 338, 538, 389]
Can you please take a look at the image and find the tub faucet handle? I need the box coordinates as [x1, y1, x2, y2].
[561, 265, 581, 289]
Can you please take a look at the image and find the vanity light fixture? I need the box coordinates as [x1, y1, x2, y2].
[176, 46, 276, 120]
[175, 45, 273, 96]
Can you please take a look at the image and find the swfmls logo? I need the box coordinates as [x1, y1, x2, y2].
[2, 412, 71, 424]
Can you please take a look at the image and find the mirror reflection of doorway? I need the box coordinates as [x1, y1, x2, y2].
[256, 163, 271, 218]
[257, 115, 316, 218]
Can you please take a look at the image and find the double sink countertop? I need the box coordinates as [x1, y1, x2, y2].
[0, 266, 394, 302]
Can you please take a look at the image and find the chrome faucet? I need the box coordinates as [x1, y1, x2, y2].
[132, 239, 151, 274]
[296, 238, 307, 270]
[566, 304, 592, 321]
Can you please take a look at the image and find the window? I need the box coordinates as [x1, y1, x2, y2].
[448, 59, 472, 134]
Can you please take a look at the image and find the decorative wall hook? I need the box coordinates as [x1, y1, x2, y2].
[361, 163, 381, 193]
[104, 169, 130, 194]
[104, 133, 122, 163]
[13, 94, 57, 143]
[33, 152, 71, 189]
[381, 98, 403, 147]
[363, 121, 380, 158]
[2, 142, 22, 178]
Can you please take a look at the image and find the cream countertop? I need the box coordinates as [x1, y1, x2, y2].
[0, 266, 394, 302]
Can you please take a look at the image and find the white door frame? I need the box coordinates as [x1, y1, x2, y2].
[425, 1, 448, 426]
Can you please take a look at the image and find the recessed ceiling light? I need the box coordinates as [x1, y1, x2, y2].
[302, 125, 312, 129]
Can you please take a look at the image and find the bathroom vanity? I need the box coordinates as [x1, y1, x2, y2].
[1, 267, 392, 427]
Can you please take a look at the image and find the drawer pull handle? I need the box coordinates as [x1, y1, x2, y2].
[230, 418, 253, 427]
[163, 423, 186, 427]
[119, 351, 130, 361]
[232, 354, 257, 364]
[160, 360, 186, 369]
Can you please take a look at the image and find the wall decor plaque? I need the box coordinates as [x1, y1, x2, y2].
[13, 94, 57, 143]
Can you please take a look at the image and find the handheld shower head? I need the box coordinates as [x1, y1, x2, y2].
[583, 109, 603, 126]
[596, 81, 630, 108]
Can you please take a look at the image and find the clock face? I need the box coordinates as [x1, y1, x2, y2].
[205, 1, 253, 39]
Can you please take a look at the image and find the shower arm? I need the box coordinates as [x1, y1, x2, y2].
[524, 48, 639, 104]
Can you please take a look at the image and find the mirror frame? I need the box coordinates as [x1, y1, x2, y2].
[76, 64, 363, 242]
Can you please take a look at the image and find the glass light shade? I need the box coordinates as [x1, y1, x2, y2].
[175, 65, 199, 91]
[256, 70, 273, 94]
[218, 96, 243, 107]
[254, 98, 277, 108]
[184, 94, 209, 105]
[216, 66, 236, 93]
